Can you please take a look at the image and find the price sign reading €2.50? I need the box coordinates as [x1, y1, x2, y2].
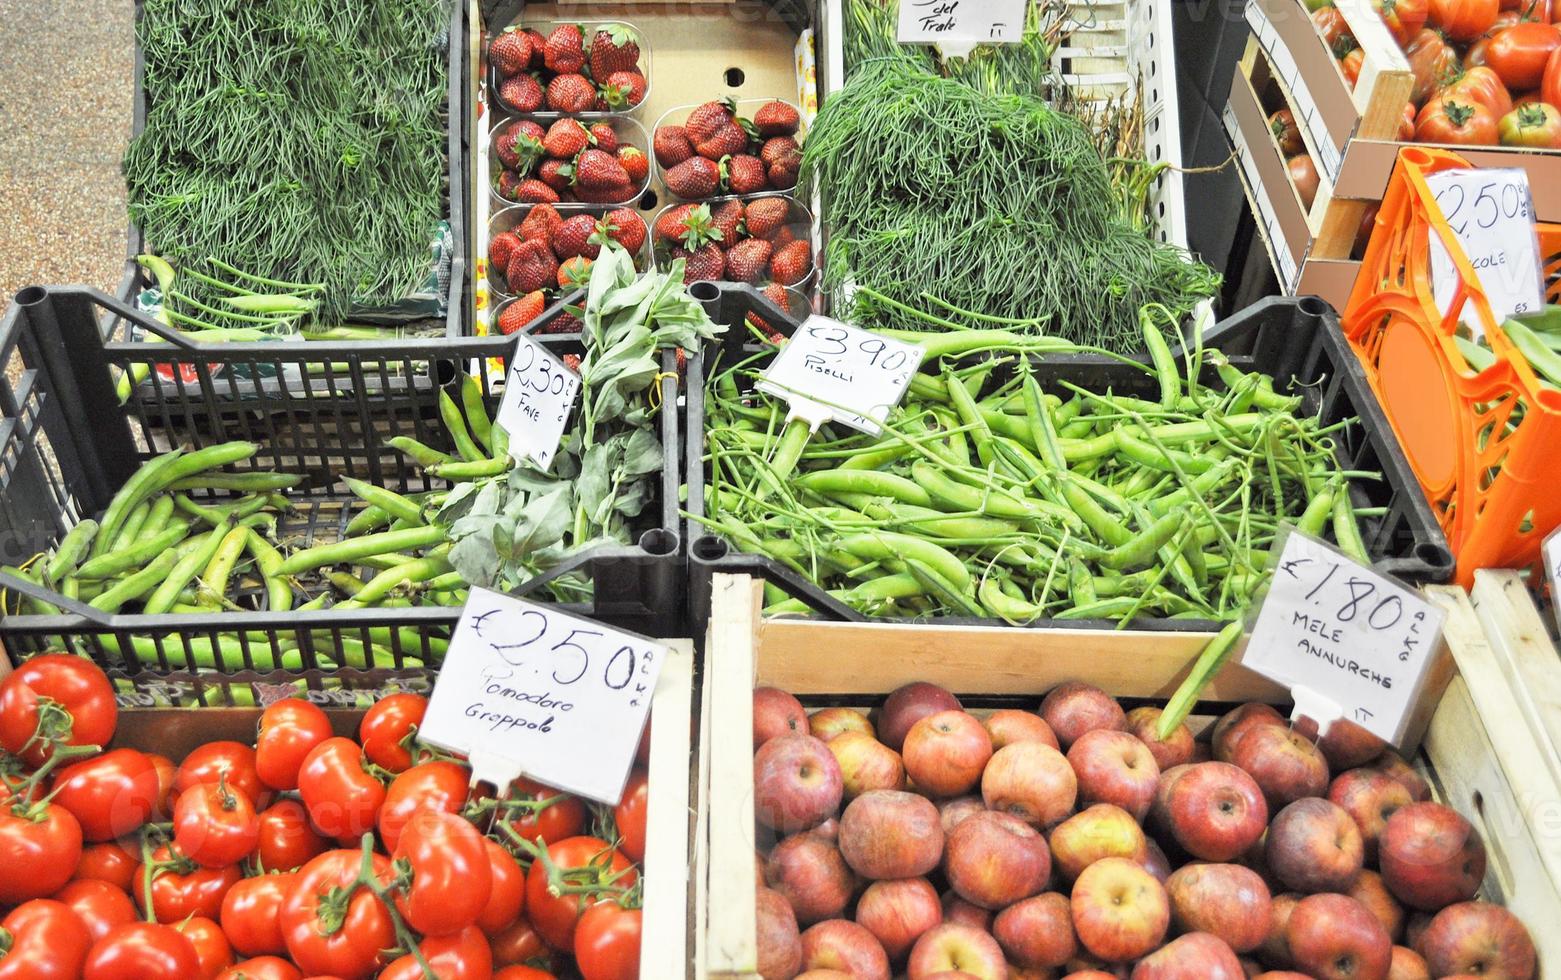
[419, 588, 665, 805]
[757, 315, 925, 435]
[1241, 531, 1447, 746]
[495, 334, 582, 470]
[1426, 167, 1545, 335]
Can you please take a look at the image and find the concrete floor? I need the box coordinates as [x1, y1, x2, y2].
[0, 0, 133, 302]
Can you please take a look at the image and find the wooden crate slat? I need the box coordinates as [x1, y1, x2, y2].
[1469, 570, 1561, 789]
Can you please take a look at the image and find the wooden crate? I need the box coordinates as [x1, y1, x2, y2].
[695, 573, 1561, 978]
[1468, 569, 1561, 793]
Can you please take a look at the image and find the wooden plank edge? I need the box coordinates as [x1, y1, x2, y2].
[643, 638, 695, 979]
[1469, 570, 1561, 789]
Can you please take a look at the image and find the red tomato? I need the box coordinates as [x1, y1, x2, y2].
[1314, 6, 1361, 56]
[1408, 28, 1463, 103]
[1487, 21, 1561, 87]
[254, 799, 329, 872]
[174, 742, 268, 809]
[0, 654, 116, 768]
[216, 957, 303, 980]
[378, 926, 492, 980]
[83, 922, 199, 980]
[133, 844, 242, 922]
[1433, 0, 1501, 38]
[1542, 43, 1561, 103]
[1342, 47, 1366, 87]
[174, 917, 234, 980]
[1416, 94, 1502, 140]
[357, 693, 427, 773]
[1269, 109, 1305, 155]
[393, 810, 492, 937]
[51, 879, 136, 943]
[220, 873, 295, 956]
[0, 800, 82, 903]
[478, 838, 528, 936]
[573, 903, 642, 980]
[1400, 101, 1419, 138]
[144, 753, 176, 820]
[174, 778, 260, 869]
[296, 738, 385, 846]
[255, 700, 333, 792]
[1288, 155, 1321, 210]
[376, 760, 469, 854]
[72, 840, 138, 891]
[1489, 8, 1525, 31]
[1499, 99, 1561, 142]
[0, 899, 92, 980]
[1376, 0, 1430, 44]
[525, 837, 637, 952]
[1441, 65, 1517, 117]
[490, 917, 551, 969]
[613, 770, 649, 864]
[1467, 36, 1493, 65]
[502, 778, 586, 847]
[279, 849, 395, 979]
[495, 968, 557, 980]
[51, 749, 159, 842]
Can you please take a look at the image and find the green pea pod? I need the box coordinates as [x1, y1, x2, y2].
[838, 530, 970, 590]
[168, 473, 303, 492]
[1158, 621, 1246, 738]
[490, 423, 511, 462]
[794, 470, 933, 508]
[1100, 509, 1185, 571]
[134, 496, 176, 543]
[75, 520, 192, 580]
[439, 388, 484, 462]
[388, 436, 455, 469]
[112, 502, 153, 553]
[275, 525, 447, 576]
[344, 478, 425, 527]
[144, 523, 231, 614]
[1331, 491, 1370, 564]
[200, 527, 253, 601]
[460, 374, 494, 453]
[89, 549, 182, 612]
[334, 556, 453, 608]
[910, 461, 1080, 528]
[905, 559, 985, 617]
[978, 576, 1043, 625]
[92, 450, 188, 557]
[1142, 314, 1181, 409]
[46, 519, 99, 585]
[428, 458, 511, 481]
[246, 530, 293, 612]
[345, 505, 392, 537]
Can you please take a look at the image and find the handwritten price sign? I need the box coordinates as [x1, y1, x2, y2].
[897, 0, 1027, 52]
[419, 588, 665, 804]
[496, 335, 581, 469]
[757, 315, 925, 435]
[1426, 168, 1544, 336]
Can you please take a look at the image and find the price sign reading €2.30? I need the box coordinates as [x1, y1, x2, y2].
[1241, 531, 1447, 746]
[419, 588, 665, 805]
[495, 334, 582, 470]
[757, 315, 925, 435]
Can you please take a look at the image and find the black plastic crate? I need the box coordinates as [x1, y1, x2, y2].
[0, 286, 683, 706]
[683, 285, 1455, 628]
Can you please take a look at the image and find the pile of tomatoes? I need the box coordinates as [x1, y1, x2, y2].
[0, 654, 651, 980]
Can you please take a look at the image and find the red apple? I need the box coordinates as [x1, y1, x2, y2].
[1265, 798, 1364, 894]
[1367, 750, 1430, 802]
[904, 710, 993, 798]
[1258, 893, 1301, 969]
[982, 741, 1077, 828]
[1048, 803, 1147, 882]
[828, 731, 906, 799]
[1286, 893, 1392, 980]
[941, 890, 992, 931]
[1315, 719, 1387, 772]
[1231, 724, 1330, 810]
[1212, 704, 1286, 763]
[765, 831, 855, 924]
[838, 790, 943, 880]
[1065, 971, 1126, 980]
[939, 795, 986, 834]
[796, 971, 852, 980]
[1387, 945, 1429, 980]
[1379, 802, 1485, 911]
[1417, 901, 1536, 980]
[1070, 857, 1170, 962]
[801, 919, 891, 980]
[1167, 862, 1273, 953]
[1130, 932, 1244, 980]
[1040, 682, 1126, 750]
[855, 876, 942, 962]
[1254, 973, 1311, 980]
[907, 923, 1008, 980]
[1403, 911, 1434, 952]
[879, 683, 963, 752]
[994, 892, 1076, 970]
[756, 687, 809, 748]
[1124, 706, 1195, 770]
[757, 885, 804, 980]
[1150, 763, 1193, 833]
[810, 706, 874, 743]
[1069, 729, 1160, 821]
[1140, 837, 1171, 884]
[813, 816, 838, 840]
[1349, 870, 1404, 942]
[985, 709, 1059, 750]
[756, 733, 844, 833]
[1328, 769, 1413, 863]
[945, 810, 1051, 909]
[1166, 762, 1268, 861]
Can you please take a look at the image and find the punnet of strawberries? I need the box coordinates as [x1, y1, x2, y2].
[651, 197, 813, 299]
[748, 679, 1538, 980]
[489, 22, 647, 114]
[655, 98, 804, 199]
[492, 117, 651, 207]
[488, 203, 648, 337]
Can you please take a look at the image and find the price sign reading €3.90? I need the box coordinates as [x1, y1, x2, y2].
[419, 587, 665, 805]
[757, 315, 925, 436]
[1241, 531, 1447, 746]
[495, 334, 582, 470]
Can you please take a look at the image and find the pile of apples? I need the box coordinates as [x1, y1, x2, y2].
[747, 680, 1538, 980]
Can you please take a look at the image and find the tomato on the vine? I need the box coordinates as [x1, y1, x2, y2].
[51, 879, 136, 943]
[1466, 35, 1492, 65]
[1486, 21, 1561, 87]
[1269, 109, 1304, 155]
[0, 654, 116, 768]
[215, 956, 301, 980]
[1342, 47, 1366, 88]
[133, 843, 242, 922]
[1408, 28, 1463, 103]
[174, 777, 260, 869]
[393, 810, 492, 938]
[1432, 0, 1501, 39]
[220, 872, 295, 957]
[478, 838, 528, 936]
[502, 777, 586, 848]
[357, 693, 427, 773]
[574, 903, 642, 980]
[496, 967, 557, 980]
[144, 753, 176, 820]
[0, 899, 92, 980]
[174, 742, 269, 811]
[1375, 0, 1430, 44]
[376, 760, 469, 853]
[1416, 95, 1502, 141]
[82, 922, 199, 980]
[0, 799, 82, 904]
[614, 769, 649, 864]
[1499, 100, 1561, 143]
[1440, 65, 1516, 117]
[278, 849, 395, 980]
[254, 799, 329, 872]
[51, 749, 159, 842]
[525, 836, 637, 952]
[1314, 6, 1360, 56]
[255, 699, 333, 793]
[378, 925, 492, 980]
[174, 916, 234, 980]
[296, 738, 385, 846]
[72, 840, 137, 891]
[490, 916, 551, 969]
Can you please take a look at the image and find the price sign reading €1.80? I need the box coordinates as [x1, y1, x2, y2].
[419, 587, 665, 805]
[757, 315, 925, 436]
[1241, 531, 1447, 746]
[495, 334, 582, 470]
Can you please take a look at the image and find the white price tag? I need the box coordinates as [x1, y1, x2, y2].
[1241, 531, 1447, 746]
[756, 315, 925, 436]
[1426, 168, 1545, 337]
[1543, 525, 1561, 635]
[897, 0, 1027, 54]
[419, 588, 665, 805]
[496, 335, 581, 469]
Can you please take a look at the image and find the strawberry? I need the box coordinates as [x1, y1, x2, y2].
[600, 70, 647, 110]
[489, 29, 533, 78]
[594, 96, 612, 112]
[665, 156, 722, 199]
[653, 125, 695, 169]
[489, 230, 524, 272]
[654, 203, 699, 243]
[496, 121, 543, 170]
[589, 26, 641, 79]
[518, 203, 563, 245]
[753, 100, 801, 137]
[726, 154, 768, 194]
[743, 197, 790, 239]
[768, 163, 798, 191]
[543, 24, 585, 74]
[552, 214, 602, 260]
[618, 146, 649, 184]
[545, 73, 596, 113]
[725, 239, 773, 284]
[543, 118, 593, 159]
[600, 209, 646, 253]
[539, 158, 571, 192]
[495, 170, 522, 201]
[669, 204, 721, 249]
[770, 240, 811, 286]
[573, 149, 629, 190]
[696, 122, 749, 161]
[523, 29, 549, 68]
[498, 291, 546, 335]
[558, 256, 593, 288]
[514, 179, 560, 204]
[588, 123, 618, 154]
[499, 74, 544, 113]
[745, 282, 794, 341]
[539, 310, 582, 334]
[685, 98, 736, 144]
[710, 199, 745, 245]
[673, 243, 726, 283]
[760, 136, 800, 169]
[562, 352, 583, 373]
[507, 241, 559, 294]
[576, 182, 635, 204]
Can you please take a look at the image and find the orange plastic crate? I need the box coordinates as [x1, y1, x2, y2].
[1343, 147, 1561, 588]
